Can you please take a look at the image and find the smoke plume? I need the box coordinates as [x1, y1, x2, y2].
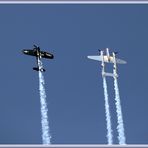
[103, 76, 113, 144]
[113, 76, 126, 144]
[38, 59, 51, 144]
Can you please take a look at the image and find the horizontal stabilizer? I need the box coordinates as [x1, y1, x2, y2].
[102, 72, 118, 78]
[33, 67, 45, 72]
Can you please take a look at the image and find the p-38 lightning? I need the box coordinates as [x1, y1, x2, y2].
[87, 48, 127, 78]
[22, 45, 54, 72]
[87, 48, 127, 64]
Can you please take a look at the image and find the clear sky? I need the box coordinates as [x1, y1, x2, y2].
[0, 4, 147, 144]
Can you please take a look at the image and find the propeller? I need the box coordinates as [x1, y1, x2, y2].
[33, 44, 40, 50]
[98, 49, 101, 54]
[114, 51, 118, 55]
[33, 44, 38, 48]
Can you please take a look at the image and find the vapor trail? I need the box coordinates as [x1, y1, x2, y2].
[113, 76, 126, 144]
[102, 76, 113, 144]
[38, 59, 51, 144]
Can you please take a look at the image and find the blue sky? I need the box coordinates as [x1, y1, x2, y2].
[0, 4, 147, 144]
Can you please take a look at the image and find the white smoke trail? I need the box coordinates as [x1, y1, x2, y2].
[38, 59, 51, 144]
[113, 76, 126, 144]
[102, 76, 113, 144]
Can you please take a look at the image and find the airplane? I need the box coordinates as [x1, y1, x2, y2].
[22, 45, 54, 72]
[87, 48, 127, 64]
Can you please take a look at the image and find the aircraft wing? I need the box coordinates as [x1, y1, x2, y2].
[23, 49, 36, 56]
[87, 55, 127, 64]
[40, 51, 54, 59]
[116, 58, 127, 64]
[87, 55, 102, 61]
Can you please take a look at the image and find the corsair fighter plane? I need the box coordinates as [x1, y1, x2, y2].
[22, 45, 54, 72]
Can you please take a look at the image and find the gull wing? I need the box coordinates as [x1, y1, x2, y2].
[40, 51, 54, 59]
[23, 49, 36, 56]
[87, 55, 102, 61]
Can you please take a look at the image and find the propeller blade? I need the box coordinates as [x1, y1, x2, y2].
[114, 51, 118, 55]
[33, 44, 38, 49]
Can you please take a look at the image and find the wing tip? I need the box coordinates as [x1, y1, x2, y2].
[122, 60, 127, 64]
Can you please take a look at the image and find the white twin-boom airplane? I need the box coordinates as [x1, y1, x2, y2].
[87, 48, 127, 64]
